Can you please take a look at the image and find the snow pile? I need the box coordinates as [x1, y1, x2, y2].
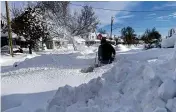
[46, 60, 157, 112]
[79, 46, 97, 55]
[2, 43, 176, 112]
[161, 35, 176, 48]
[166, 98, 176, 112]
[115, 44, 143, 52]
[47, 77, 103, 112]
[158, 79, 176, 101]
[115, 44, 130, 51]
[1, 52, 95, 73]
[47, 45, 176, 112]
[1, 52, 39, 68]
[153, 107, 167, 112]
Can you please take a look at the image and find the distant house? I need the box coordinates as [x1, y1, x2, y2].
[80, 31, 101, 46]
[1, 20, 27, 48]
[45, 36, 69, 49]
[73, 36, 86, 45]
[161, 28, 176, 48]
[97, 34, 103, 40]
[80, 31, 98, 41]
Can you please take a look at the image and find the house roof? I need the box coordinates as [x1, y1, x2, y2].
[1, 32, 19, 39]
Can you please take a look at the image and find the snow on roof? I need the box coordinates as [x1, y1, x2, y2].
[94, 39, 100, 42]
[52, 37, 68, 42]
[74, 36, 85, 43]
[1, 32, 19, 39]
[52, 37, 59, 41]
[102, 34, 108, 37]
[20, 36, 26, 41]
[1, 32, 8, 37]
[59, 38, 68, 42]
[12, 33, 18, 39]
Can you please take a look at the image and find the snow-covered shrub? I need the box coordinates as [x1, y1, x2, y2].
[158, 78, 176, 102]
[144, 42, 161, 50]
[141, 28, 162, 50]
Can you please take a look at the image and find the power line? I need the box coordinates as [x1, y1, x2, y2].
[112, 25, 176, 31]
[70, 3, 176, 13]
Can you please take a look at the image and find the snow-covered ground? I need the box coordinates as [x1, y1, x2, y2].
[1, 44, 176, 112]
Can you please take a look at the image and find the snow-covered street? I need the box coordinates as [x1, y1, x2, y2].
[1, 45, 114, 112]
[1, 1, 176, 112]
[1, 44, 176, 112]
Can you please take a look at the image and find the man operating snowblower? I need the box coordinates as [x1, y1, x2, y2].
[98, 38, 116, 64]
[80, 38, 116, 73]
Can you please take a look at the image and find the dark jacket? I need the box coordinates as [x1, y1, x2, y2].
[98, 42, 116, 63]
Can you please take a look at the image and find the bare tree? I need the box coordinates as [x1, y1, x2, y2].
[36, 2, 99, 50]
[11, 3, 23, 18]
[67, 5, 99, 36]
[36, 1, 70, 38]
[65, 5, 99, 50]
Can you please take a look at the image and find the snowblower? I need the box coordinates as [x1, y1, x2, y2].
[80, 51, 101, 73]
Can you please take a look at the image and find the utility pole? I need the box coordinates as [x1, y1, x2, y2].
[110, 16, 114, 38]
[5, 1, 13, 57]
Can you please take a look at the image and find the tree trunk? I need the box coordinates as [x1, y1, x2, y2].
[29, 41, 32, 54]
[70, 36, 77, 51]
[42, 38, 44, 50]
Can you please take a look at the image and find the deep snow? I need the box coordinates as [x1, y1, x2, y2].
[1, 45, 113, 112]
[47, 45, 176, 112]
[1, 44, 176, 112]
[161, 35, 176, 48]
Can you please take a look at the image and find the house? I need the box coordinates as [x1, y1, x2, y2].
[1, 20, 27, 48]
[80, 31, 98, 41]
[161, 28, 176, 48]
[45, 37, 69, 49]
[1, 31, 18, 47]
[44, 31, 70, 49]
[73, 36, 86, 45]
[1, 20, 17, 47]
[80, 31, 101, 45]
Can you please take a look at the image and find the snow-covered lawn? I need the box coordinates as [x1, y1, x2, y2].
[1, 44, 176, 112]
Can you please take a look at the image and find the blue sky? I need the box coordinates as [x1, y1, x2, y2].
[1, 1, 176, 37]
[70, 1, 176, 37]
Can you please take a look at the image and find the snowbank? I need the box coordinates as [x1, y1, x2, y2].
[2, 43, 176, 112]
[47, 45, 176, 112]
[161, 35, 176, 48]
[115, 44, 144, 52]
[153, 107, 167, 112]
[166, 98, 176, 112]
[115, 44, 129, 51]
[158, 79, 176, 101]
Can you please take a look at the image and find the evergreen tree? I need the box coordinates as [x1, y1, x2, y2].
[141, 28, 161, 49]
[11, 7, 49, 54]
[121, 26, 137, 45]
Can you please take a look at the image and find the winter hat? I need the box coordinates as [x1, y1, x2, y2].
[101, 38, 106, 44]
